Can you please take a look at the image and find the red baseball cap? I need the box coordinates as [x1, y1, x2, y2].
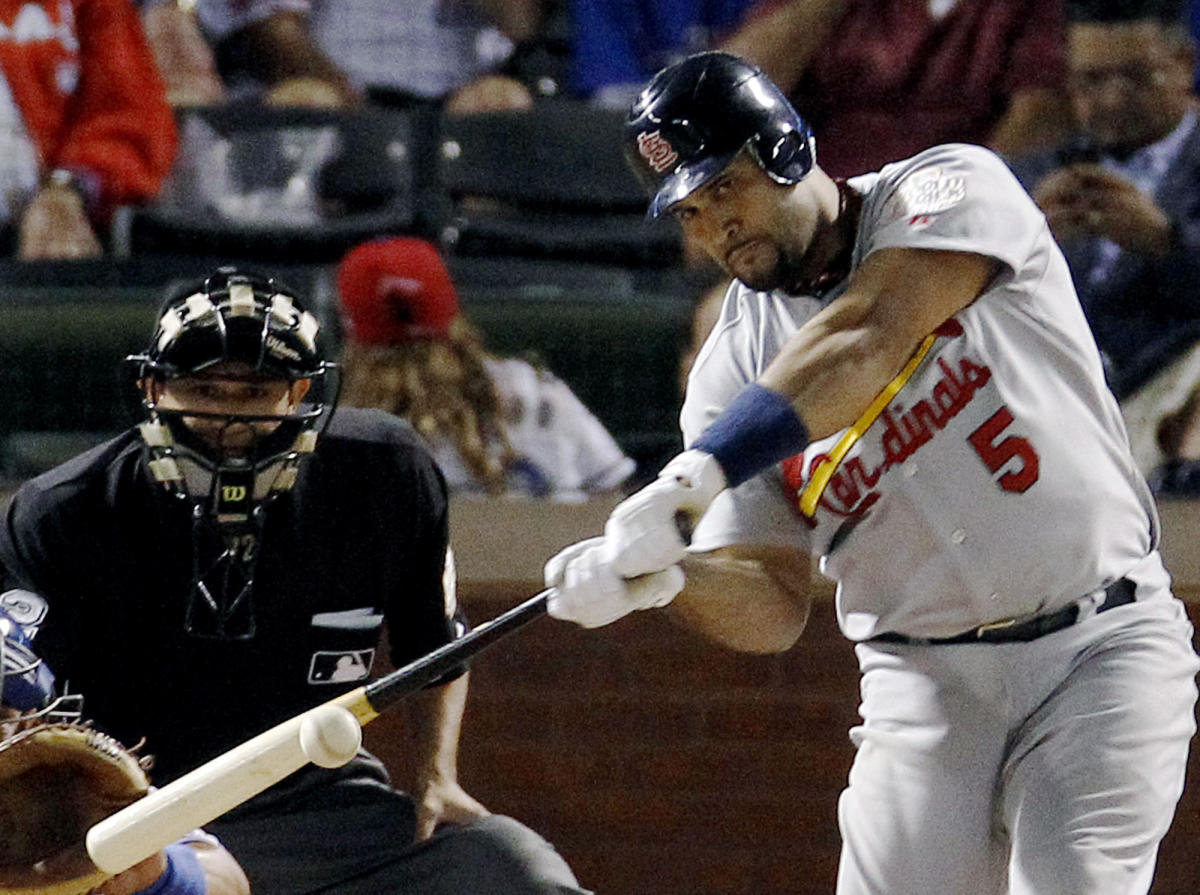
[337, 237, 460, 344]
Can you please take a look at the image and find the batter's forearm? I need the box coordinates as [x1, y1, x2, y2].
[758, 296, 914, 440]
[757, 248, 997, 439]
[673, 548, 812, 654]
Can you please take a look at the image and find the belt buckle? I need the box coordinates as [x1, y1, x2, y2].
[974, 617, 1017, 639]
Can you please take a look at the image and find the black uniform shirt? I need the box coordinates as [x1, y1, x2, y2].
[0, 407, 457, 783]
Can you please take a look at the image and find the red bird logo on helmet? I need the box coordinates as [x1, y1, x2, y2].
[636, 130, 679, 174]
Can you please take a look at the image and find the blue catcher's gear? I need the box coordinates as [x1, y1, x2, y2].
[0, 602, 54, 712]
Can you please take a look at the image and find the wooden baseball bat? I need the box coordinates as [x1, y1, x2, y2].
[84, 588, 551, 875]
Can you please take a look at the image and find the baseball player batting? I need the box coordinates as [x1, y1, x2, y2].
[544, 51, 1200, 894]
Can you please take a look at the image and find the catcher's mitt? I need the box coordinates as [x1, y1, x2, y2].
[0, 720, 151, 895]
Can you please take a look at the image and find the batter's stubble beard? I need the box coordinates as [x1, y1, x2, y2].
[734, 242, 809, 293]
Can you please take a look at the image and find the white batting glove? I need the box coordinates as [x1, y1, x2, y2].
[544, 537, 684, 628]
[604, 449, 727, 579]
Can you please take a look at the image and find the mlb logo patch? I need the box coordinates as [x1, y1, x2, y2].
[308, 649, 375, 684]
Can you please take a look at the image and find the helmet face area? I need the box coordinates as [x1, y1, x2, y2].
[128, 270, 337, 640]
[624, 51, 817, 218]
[133, 270, 330, 462]
[150, 363, 312, 459]
[129, 270, 337, 529]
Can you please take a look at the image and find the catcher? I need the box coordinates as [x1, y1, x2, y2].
[0, 601, 249, 895]
[0, 269, 585, 894]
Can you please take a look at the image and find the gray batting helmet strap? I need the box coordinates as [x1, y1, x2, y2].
[624, 51, 817, 218]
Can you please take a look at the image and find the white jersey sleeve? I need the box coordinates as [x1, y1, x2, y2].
[529, 365, 637, 494]
[852, 143, 1045, 278]
[489, 358, 635, 500]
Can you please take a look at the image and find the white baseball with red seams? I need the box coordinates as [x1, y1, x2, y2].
[681, 143, 1200, 894]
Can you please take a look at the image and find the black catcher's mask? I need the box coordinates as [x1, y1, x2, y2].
[126, 268, 339, 639]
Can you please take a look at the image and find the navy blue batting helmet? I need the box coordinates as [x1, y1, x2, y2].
[624, 52, 817, 218]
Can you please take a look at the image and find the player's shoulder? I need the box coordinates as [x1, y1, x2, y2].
[879, 142, 1012, 178]
[483, 355, 547, 395]
[684, 282, 821, 439]
[4, 431, 142, 532]
[856, 142, 1041, 248]
[322, 406, 429, 455]
[15, 431, 140, 497]
[857, 143, 1016, 203]
[693, 280, 821, 367]
[486, 355, 579, 416]
[317, 406, 447, 489]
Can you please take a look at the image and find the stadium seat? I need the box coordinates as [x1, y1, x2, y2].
[112, 104, 435, 264]
[0, 284, 159, 479]
[433, 101, 683, 266]
[0, 271, 689, 485]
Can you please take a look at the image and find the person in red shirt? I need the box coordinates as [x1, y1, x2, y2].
[0, 0, 176, 258]
[726, 0, 1072, 177]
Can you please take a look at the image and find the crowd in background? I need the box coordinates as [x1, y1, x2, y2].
[0, 0, 1198, 497]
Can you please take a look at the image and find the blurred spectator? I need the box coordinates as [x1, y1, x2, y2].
[0, 0, 176, 259]
[569, 0, 760, 108]
[726, 0, 1073, 177]
[139, 0, 226, 106]
[195, 0, 542, 113]
[337, 237, 636, 500]
[1013, 2, 1200, 492]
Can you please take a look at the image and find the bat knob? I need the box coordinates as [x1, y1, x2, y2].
[299, 706, 362, 768]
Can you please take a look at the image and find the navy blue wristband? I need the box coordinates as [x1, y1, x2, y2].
[134, 841, 207, 895]
[691, 384, 810, 487]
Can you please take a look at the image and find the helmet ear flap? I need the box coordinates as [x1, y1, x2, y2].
[754, 125, 816, 184]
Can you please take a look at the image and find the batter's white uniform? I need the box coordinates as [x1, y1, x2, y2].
[683, 144, 1200, 895]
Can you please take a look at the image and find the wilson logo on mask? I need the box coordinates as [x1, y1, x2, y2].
[215, 471, 254, 523]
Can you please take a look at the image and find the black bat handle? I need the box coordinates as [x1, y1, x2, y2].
[361, 510, 694, 714]
[363, 588, 551, 714]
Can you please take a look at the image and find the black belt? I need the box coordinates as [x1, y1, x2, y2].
[872, 577, 1137, 646]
